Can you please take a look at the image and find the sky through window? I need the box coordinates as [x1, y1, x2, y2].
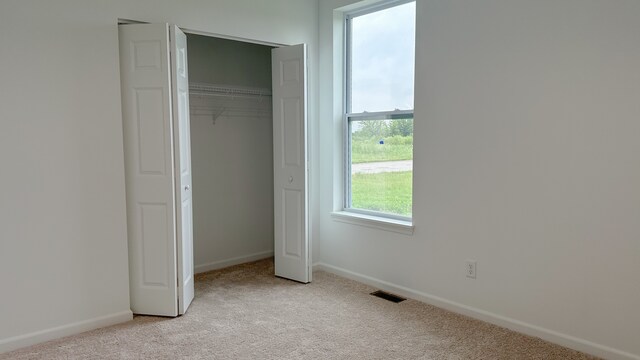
[350, 2, 415, 113]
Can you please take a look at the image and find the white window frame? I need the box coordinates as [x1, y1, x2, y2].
[342, 0, 415, 223]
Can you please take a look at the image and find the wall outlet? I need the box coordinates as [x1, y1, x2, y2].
[465, 260, 477, 279]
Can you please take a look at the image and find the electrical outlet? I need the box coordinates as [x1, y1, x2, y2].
[465, 260, 477, 279]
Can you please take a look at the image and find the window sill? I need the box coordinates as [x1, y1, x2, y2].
[330, 211, 414, 235]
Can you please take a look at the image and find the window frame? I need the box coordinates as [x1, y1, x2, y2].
[342, 0, 416, 222]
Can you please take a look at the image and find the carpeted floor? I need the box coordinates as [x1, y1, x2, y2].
[1, 259, 597, 359]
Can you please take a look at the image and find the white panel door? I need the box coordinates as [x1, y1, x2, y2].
[272, 44, 310, 283]
[119, 23, 178, 316]
[170, 25, 195, 315]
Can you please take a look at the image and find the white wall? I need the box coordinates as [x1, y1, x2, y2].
[187, 35, 275, 272]
[317, 0, 640, 359]
[187, 35, 273, 89]
[0, 0, 318, 353]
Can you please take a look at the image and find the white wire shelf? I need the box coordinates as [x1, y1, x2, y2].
[189, 83, 272, 98]
[188, 83, 272, 124]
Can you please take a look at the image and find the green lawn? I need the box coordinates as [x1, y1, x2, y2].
[351, 171, 412, 216]
[350, 121, 413, 216]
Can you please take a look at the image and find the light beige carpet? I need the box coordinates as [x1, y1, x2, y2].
[1, 259, 597, 359]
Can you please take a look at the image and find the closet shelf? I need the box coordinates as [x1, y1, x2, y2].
[189, 83, 272, 98]
[189, 83, 272, 125]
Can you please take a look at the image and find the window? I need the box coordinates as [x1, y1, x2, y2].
[344, 1, 416, 221]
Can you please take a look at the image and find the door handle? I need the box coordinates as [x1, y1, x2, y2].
[185, 185, 190, 191]
[288, 176, 293, 184]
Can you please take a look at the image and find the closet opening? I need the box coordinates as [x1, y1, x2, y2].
[120, 22, 310, 315]
[186, 34, 276, 274]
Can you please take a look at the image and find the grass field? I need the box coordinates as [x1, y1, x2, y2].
[350, 130, 413, 216]
[351, 136, 413, 164]
[351, 171, 412, 216]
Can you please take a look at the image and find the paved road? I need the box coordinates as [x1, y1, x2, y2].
[352, 160, 412, 174]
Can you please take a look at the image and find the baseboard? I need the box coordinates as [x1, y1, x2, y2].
[0, 310, 133, 354]
[195, 250, 274, 274]
[313, 263, 639, 360]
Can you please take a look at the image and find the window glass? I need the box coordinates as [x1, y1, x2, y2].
[349, 2, 416, 113]
[346, 1, 415, 220]
[350, 117, 413, 217]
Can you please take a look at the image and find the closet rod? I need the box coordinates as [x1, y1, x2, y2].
[189, 83, 272, 97]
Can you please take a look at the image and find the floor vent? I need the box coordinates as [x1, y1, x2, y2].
[370, 290, 406, 303]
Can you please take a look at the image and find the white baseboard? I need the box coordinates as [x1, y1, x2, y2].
[313, 263, 639, 360]
[195, 250, 274, 274]
[0, 310, 133, 354]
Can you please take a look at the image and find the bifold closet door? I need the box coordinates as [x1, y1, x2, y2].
[272, 44, 311, 283]
[119, 23, 194, 316]
[170, 24, 195, 315]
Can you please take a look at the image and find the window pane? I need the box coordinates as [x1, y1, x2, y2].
[350, 117, 413, 217]
[349, 2, 416, 113]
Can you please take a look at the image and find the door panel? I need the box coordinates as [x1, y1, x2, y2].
[272, 44, 310, 283]
[283, 189, 303, 258]
[170, 25, 195, 314]
[119, 23, 178, 316]
[135, 88, 168, 174]
[282, 98, 302, 167]
[140, 204, 172, 287]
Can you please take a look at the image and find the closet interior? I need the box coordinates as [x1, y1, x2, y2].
[186, 34, 275, 273]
